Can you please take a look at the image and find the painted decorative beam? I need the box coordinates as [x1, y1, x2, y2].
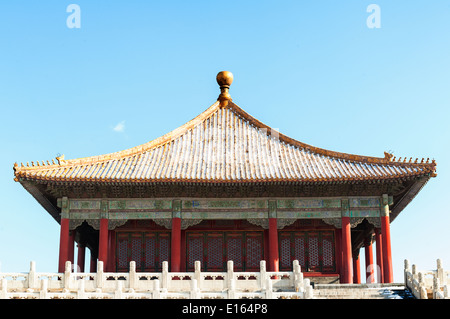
[58, 196, 391, 230]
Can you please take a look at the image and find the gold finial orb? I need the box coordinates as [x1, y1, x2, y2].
[216, 71, 233, 107]
[216, 71, 233, 88]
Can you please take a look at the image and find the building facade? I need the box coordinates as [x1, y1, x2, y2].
[13, 71, 436, 284]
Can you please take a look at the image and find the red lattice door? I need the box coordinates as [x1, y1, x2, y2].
[279, 231, 336, 273]
[226, 233, 243, 271]
[116, 233, 129, 271]
[321, 231, 335, 272]
[280, 231, 306, 270]
[116, 232, 170, 272]
[186, 231, 264, 271]
[186, 233, 204, 271]
[206, 233, 225, 271]
[244, 232, 264, 271]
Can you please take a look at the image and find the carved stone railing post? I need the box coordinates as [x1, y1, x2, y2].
[194, 261, 201, 283]
[420, 286, 428, 299]
[153, 279, 161, 299]
[96, 261, 104, 289]
[190, 279, 200, 299]
[304, 279, 313, 299]
[227, 260, 234, 289]
[259, 260, 266, 290]
[162, 261, 169, 289]
[433, 276, 440, 299]
[228, 277, 236, 299]
[129, 261, 137, 290]
[404, 259, 410, 288]
[39, 278, 48, 299]
[265, 277, 273, 299]
[28, 261, 38, 289]
[293, 260, 303, 292]
[437, 259, 444, 284]
[1, 278, 7, 299]
[115, 280, 124, 299]
[64, 261, 72, 289]
[77, 279, 86, 299]
[418, 272, 428, 299]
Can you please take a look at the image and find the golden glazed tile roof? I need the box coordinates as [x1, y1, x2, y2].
[13, 72, 436, 184]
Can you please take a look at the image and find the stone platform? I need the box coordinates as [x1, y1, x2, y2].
[313, 283, 414, 299]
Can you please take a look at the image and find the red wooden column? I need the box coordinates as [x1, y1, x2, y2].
[375, 228, 384, 283]
[68, 230, 75, 266]
[58, 197, 71, 272]
[77, 243, 86, 273]
[180, 229, 187, 272]
[268, 200, 279, 272]
[353, 250, 361, 284]
[171, 217, 181, 272]
[381, 194, 393, 283]
[341, 214, 353, 283]
[90, 249, 97, 272]
[365, 237, 375, 283]
[107, 230, 116, 272]
[171, 200, 182, 272]
[58, 218, 70, 272]
[98, 218, 109, 266]
[98, 200, 109, 267]
[335, 228, 342, 278]
[268, 218, 279, 272]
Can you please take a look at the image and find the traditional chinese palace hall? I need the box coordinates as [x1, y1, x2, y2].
[13, 71, 436, 284]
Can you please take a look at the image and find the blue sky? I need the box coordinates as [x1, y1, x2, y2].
[0, 1, 449, 282]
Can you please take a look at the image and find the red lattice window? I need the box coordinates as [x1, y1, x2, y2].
[280, 236, 291, 269]
[130, 234, 142, 268]
[279, 231, 335, 273]
[206, 234, 224, 270]
[117, 234, 129, 270]
[187, 233, 204, 269]
[158, 233, 170, 267]
[245, 233, 263, 271]
[144, 234, 156, 270]
[321, 232, 335, 272]
[116, 232, 170, 272]
[294, 235, 306, 269]
[186, 232, 263, 271]
[308, 233, 320, 271]
[227, 234, 243, 270]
